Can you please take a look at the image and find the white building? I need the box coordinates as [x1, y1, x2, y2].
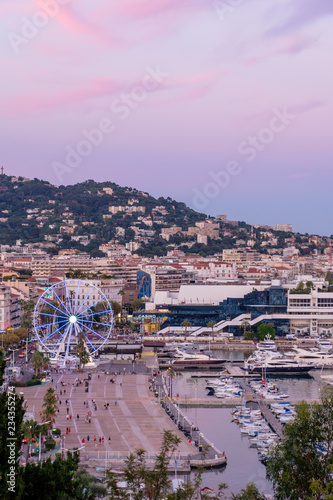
[0, 284, 21, 330]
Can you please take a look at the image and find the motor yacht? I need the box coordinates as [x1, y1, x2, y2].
[257, 336, 278, 352]
[316, 339, 332, 353]
[287, 347, 333, 368]
[244, 350, 313, 374]
[172, 349, 226, 367]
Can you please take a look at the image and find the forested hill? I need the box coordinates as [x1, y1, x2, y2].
[0, 175, 207, 255]
[0, 175, 324, 258]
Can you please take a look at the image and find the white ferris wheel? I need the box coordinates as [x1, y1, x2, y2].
[33, 280, 113, 363]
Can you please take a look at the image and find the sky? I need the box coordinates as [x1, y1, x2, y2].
[1, 0, 332, 235]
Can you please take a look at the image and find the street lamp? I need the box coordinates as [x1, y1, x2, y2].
[36, 420, 51, 461]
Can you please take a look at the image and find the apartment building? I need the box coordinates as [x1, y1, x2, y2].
[0, 284, 21, 330]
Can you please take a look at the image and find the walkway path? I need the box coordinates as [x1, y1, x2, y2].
[20, 370, 196, 458]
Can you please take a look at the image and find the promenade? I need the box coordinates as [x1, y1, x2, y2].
[20, 370, 197, 460]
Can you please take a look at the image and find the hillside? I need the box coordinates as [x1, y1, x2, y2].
[0, 175, 207, 255]
[0, 175, 329, 258]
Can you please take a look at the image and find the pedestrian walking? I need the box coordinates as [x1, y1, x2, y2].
[67, 408, 69, 414]
[115, 399, 117, 406]
[69, 414, 72, 420]
[87, 435, 90, 441]
[82, 438, 85, 444]
[77, 414, 79, 420]
[66, 414, 69, 421]
[68, 426, 71, 433]
[108, 436, 111, 443]
[99, 437, 101, 444]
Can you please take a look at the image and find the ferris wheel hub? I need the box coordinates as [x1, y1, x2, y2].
[69, 315, 77, 324]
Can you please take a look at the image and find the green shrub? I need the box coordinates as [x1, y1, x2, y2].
[10, 381, 26, 387]
[45, 439, 56, 451]
[52, 428, 61, 436]
[26, 379, 42, 387]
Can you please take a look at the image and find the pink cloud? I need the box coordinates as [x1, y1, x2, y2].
[3, 70, 223, 117]
[111, 0, 203, 19]
[244, 34, 318, 66]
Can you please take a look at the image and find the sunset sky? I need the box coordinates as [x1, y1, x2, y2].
[1, 0, 332, 234]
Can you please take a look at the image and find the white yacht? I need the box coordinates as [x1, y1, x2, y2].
[257, 336, 277, 352]
[172, 349, 226, 367]
[244, 350, 313, 374]
[316, 339, 332, 353]
[287, 347, 333, 368]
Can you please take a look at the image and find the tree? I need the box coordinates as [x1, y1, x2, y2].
[240, 320, 251, 337]
[19, 299, 35, 329]
[22, 419, 47, 461]
[326, 271, 333, 286]
[110, 300, 122, 318]
[18, 451, 80, 499]
[132, 298, 144, 312]
[73, 469, 108, 499]
[181, 320, 192, 339]
[0, 351, 25, 498]
[207, 320, 217, 339]
[75, 333, 90, 371]
[31, 351, 49, 377]
[305, 281, 314, 290]
[107, 430, 180, 499]
[266, 387, 333, 500]
[231, 482, 266, 500]
[256, 324, 275, 341]
[40, 387, 58, 433]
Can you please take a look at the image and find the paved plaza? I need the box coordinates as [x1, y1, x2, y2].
[20, 366, 196, 459]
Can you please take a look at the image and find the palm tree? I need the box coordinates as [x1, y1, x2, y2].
[207, 320, 217, 353]
[241, 320, 251, 337]
[31, 351, 48, 377]
[22, 419, 45, 460]
[40, 388, 58, 434]
[207, 320, 217, 338]
[181, 320, 192, 339]
[75, 333, 90, 372]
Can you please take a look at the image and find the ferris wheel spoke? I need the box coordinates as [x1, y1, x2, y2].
[77, 296, 105, 317]
[35, 318, 68, 329]
[78, 309, 112, 318]
[76, 286, 94, 315]
[77, 317, 113, 327]
[65, 324, 74, 358]
[37, 312, 68, 320]
[78, 329, 97, 353]
[39, 298, 69, 317]
[43, 322, 69, 342]
[51, 324, 71, 354]
[64, 281, 73, 314]
[76, 320, 108, 340]
[51, 288, 71, 315]
[73, 279, 81, 314]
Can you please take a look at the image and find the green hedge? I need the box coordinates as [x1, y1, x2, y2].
[45, 440, 56, 451]
[26, 379, 42, 387]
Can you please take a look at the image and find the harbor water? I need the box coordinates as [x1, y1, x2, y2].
[170, 349, 333, 495]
